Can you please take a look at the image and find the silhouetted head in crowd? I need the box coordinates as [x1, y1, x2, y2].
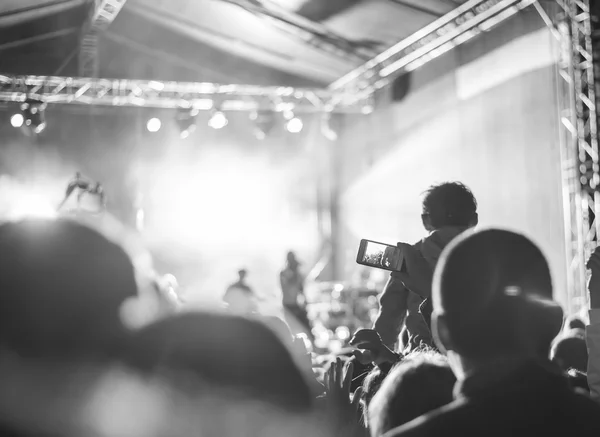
[432, 229, 564, 378]
[368, 351, 456, 436]
[262, 315, 294, 343]
[567, 316, 586, 331]
[286, 251, 300, 269]
[238, 268, 248, 282]
[126, 311, 312, 412]
[0, 218, 136, 360]
[551, 334, 588, 374]
[421, 182, 478, 231]
[361, 366, 387, 412]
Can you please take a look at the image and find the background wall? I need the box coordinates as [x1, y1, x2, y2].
[333, 9, 570, 307]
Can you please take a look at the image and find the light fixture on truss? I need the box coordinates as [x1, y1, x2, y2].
[146, 117, 162, 133]
[285, 114, 304, 133]
[208, 108, 228, 130]
[21, 98, 47, 134]
[10, 113, 24, 128]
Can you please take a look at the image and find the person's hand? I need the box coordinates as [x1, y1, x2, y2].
[324, 358, 363, 425]
[587, 246, 600, 309]
[350, 329, 399, 365]
[392, 243, 433, 298]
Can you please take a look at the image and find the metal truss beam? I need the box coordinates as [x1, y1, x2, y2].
[329, 0, 536, 104]
[79, 0, 128, 77]
[549, 0, 599, 313]
[0, 75, 348, 113]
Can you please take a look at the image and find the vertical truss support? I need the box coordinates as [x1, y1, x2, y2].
[551, 0, 599, 313]
[79, 0, 128, 77]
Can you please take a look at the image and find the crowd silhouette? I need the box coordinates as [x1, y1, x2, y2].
[0, 181, 599, 437]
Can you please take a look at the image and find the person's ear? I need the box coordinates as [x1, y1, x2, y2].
[469, 213, 479, 228]
[421, 214, 434, 231]
[432, 312, 453, 353]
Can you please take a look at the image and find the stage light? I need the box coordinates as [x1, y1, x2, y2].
[10, 113, 24, 128]
[286, 116, 303, 133]
[208, 110, 228, 130]
[146, 117, 162, 132]
[176, 108, 199, 139]
[21, 99, 47, 134]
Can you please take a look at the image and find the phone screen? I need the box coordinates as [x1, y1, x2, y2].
[356, 239, 404, 272]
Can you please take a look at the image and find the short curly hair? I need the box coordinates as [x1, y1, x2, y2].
[422, 182, 477, 229]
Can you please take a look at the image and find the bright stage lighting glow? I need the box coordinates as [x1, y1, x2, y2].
[208, 111, 228, 130]
[286, 117, 303, 133]
[146, 118, 162, 132]
[11, 195, 56, 219]
[10, 113, 24, 128]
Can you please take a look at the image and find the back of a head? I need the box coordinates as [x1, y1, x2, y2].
[432, 229, 563, 361]
[567, 317, 586, 331]
[421, 182, 477, 229]
[362, 366, 386, 410]
[0, 218, 137, 360]
[126, 311, 312, 412]
[368, 352, 456, 436]
[551, 334, 588, 373]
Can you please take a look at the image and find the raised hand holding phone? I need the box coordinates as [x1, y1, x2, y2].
[392, 242, 433, 298]
[350, 329, 400, 365]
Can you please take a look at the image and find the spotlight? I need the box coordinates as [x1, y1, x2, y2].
[146, 117, 162, 133]
[208, 110, 228, 130]
[176, 108, 199, 139]
[21, 99, 47, 134]
[286, 116, 303, 134]
[10, 113, 24, 128]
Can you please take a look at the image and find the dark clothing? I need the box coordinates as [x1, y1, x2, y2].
[386, 360, 600, 437]
[283, 303, 312, 339]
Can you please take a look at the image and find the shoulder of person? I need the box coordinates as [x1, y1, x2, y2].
[383, 398, 469, 437]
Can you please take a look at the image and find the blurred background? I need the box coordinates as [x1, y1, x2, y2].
[0, 0, 588, 350]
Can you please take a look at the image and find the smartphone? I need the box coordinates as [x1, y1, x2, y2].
[356, 239, 405, 272]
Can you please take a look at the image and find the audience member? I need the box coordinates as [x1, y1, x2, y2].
[280, 251, 312, 338]
[374, 182, 478, 351]
[223, 269, 257, 314]
[551, 333, 588, 373]
[586, 246, 600, 401]
[388, 229, 600, 436]
[125, 311, 312, 412]
[361, 366, 386, 413]
[368, 351, 455, 436]
[0, 218, 140, 437]
[0, 218, 136, 360]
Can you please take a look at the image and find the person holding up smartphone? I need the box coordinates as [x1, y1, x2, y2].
[372, 182, 479, 351]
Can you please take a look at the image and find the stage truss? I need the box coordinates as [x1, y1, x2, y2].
[546, 0, 599, 313]
[79, 0, 128, 77]
[0, 0, 597, 311]
[0, 0, 547, 112]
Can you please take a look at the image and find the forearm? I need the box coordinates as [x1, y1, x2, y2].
[373, 275, 409, 349]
